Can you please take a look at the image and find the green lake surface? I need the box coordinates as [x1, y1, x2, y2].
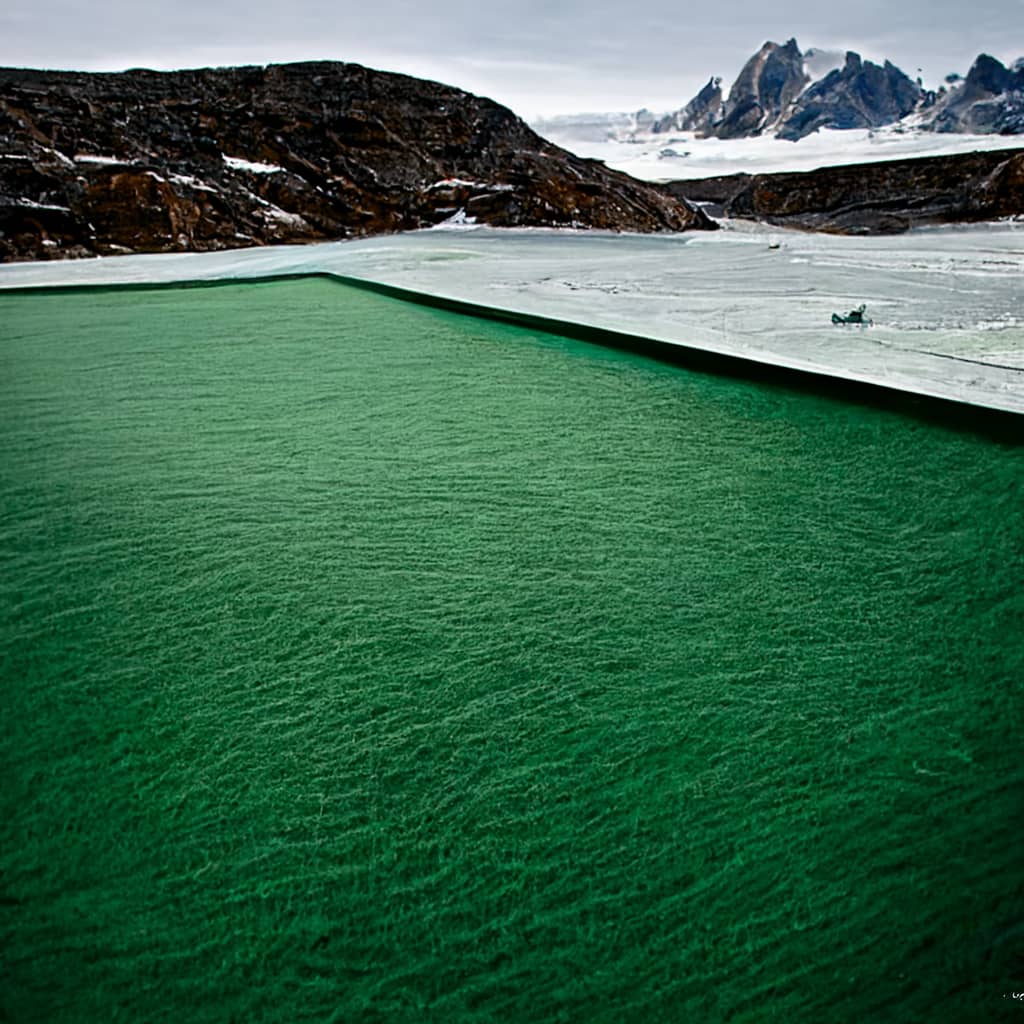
[1, 277, 1022, 1022]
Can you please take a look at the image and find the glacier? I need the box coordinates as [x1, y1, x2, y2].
[530, 117, 1024, 182]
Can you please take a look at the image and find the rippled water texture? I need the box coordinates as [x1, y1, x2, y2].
[2, 278, 1022, 1022]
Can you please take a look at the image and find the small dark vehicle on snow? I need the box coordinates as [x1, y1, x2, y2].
[832, 304, 872, 325]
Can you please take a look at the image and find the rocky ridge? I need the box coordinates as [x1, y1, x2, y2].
[930, 55, 1024, 134]
[774, 51, 922, 141]
[0, 62, 712, 262]
[662, 147, 1024, 233]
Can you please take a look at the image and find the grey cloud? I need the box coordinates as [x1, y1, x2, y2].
[2, 0, 1021, 115]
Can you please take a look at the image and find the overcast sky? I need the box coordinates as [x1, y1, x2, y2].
[2, 1, 1022, 118]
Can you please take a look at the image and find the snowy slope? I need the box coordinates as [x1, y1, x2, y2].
[532, 116, 1023, 181]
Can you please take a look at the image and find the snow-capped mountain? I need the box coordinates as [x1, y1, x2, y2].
[929, 54, 1024, 133]
[534, 45, 1023, 145]
[531, 43, 1023, 181]
[657, 39, 926, 141]
[649, 41, 1023, 141]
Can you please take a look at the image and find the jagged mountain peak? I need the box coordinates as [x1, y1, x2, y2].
[657, 39, 924, 141]
[966, 53, 1016, 91]
[775, 50, 924, 140]
[650, 40, 1022, 142]
[658, 37, 807, 138]
[929, 52, 1024, 134]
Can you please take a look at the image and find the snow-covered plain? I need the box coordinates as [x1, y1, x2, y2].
[533, 116, 1024, 181]
[2, 221, 1022, 414]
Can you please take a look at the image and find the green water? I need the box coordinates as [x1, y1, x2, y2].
[1, 278, 1022, 1022]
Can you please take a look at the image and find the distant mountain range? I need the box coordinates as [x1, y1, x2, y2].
[543, 41, 1024, 143]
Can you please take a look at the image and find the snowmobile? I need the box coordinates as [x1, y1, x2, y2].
[832, 304, 872, 325]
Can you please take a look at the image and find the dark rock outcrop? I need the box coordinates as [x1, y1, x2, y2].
[662, 147, 1024, 233]
[0, 62, 713, 262]
[775, 52, 923, 140]
[653, 77, 723, 135]
[653, 39, 926, 141]
[714, 38, 808, 139]
[928, 54, 1024, 134]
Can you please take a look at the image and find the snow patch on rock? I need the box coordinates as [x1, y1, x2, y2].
[223, 155, 285, 174]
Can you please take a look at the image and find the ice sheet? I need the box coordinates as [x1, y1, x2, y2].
[2, 222, 1022, 414]
[534, 121, 1024, 181]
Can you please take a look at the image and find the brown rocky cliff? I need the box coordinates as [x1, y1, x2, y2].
[661, 147, 1024, 234]
[0, 62, 714, 262]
